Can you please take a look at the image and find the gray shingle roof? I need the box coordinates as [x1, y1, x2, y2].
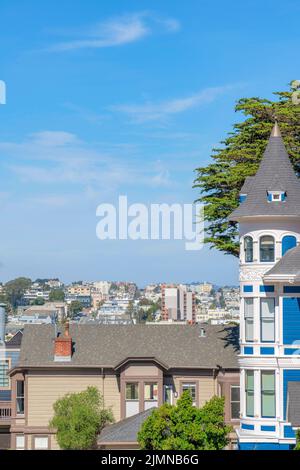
[229, 124, 300, 220]
[287, 382, 300, 427]
[98, 408, 154, 444]
[264, 244, 300, 278]
[17, 323, 239, 370]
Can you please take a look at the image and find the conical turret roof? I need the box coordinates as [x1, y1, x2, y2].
[229, 123, 300, 220]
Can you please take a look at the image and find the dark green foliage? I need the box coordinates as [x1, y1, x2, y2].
[194, 83, 300, 256]
[138, 391, 231, 450]
[49, 386, 114, 450]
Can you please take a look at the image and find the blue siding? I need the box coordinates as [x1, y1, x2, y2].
[284, 348, 300, 355]
[261, 425, 276, 432]
[283, 297, 300, 344]
[244, 347, 253, 355]
[284, 286, 300, 293]
[241, 423, 254, 430]
[284, 425, 296, 438]
[239, 443, 291, 450]
[260, 285, 274, 292]
[282, 236, 297, 256]
[260, 347, 274, 355]
[243, 285, 253, 293]
[283, 370, 300, 419]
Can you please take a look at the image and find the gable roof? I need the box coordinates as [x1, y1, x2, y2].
[264, 244, 300, 280]
[229, 123, 300, 220]
[16, 323, 239, 370]
[98, 408, 154, 445]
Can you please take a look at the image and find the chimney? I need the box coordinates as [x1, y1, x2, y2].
[0, 304, 6, 345]
[54, 322, 72, 362]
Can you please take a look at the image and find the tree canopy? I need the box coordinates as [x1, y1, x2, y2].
[49, 386, 114, 450]
[4, 277, 32, 308]
[194, 82, 300, 256]
[137, 391, 231, 450]
[49, 289, 65, 302]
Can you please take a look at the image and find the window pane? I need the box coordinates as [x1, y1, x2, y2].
[261, 298, 275, 342]
[164, 385, 173, 404]
[244, 237, 253, 262]
[261, 371, 275, 418]
[231, 386, 240, 402]
[231, 402, 240, 420]
[34, 437, 48, 450]
[244, 298, 254, 342]
[144, 383, 158, 400]
[245, 371, 254, 417]
[0, 360, 9, 387]
[260, 236, 275, 262]
[16, 435, 25, 449]
[182, 383, 196, 402]
[126, 383, 138, 400]
[16, 380, 25, 415]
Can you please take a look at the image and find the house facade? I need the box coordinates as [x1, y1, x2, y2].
[9, 323, 239, 450]
[0, 324, 22, 449]
[230, 123, 300, 449]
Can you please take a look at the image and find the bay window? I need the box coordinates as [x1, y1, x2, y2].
[260, 298, 275, 342]
[16, 380, 24, 415]
[261, 371, 276, 418]
[245, 371, 254, 417]
[244, 298, 254, 342]
[144, 383, 158, 410]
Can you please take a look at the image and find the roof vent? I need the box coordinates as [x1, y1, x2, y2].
[199, 327, 206, 338]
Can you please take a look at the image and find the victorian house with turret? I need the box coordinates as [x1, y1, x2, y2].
[230, 123, 300, 449]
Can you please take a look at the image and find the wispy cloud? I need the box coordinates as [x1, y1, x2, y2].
[47, 12, 180, 52]
[1, 131, 174, 194]
[111, 85, 234, 123]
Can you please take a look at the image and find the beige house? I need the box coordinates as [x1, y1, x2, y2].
[9, 323, 239, 450]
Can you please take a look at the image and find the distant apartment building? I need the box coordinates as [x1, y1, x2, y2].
[8, 323, 239, 450]
[66, 284, 91, 296]
[161, 285, 195, 323]
[197, 282, 213, 295]
[93, 281, 111, 296]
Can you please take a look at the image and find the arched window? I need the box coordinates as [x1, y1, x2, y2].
[260, 236, 275, 262]
[244, 236, 253, 262]
[282, 235, 297, 256]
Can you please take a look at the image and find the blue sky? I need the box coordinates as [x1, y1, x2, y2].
[0, 0, 299, 286]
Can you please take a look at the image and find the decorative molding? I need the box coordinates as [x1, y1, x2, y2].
[240, 267, 269, 281]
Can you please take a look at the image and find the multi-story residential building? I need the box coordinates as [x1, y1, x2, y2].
[0, 305, 22, 449]
[66, 284, 91, 297]
[161, 285, 196, 323]
[8, 323, 239, 450]
[229, 123, 300, 450]
[93, 281, 111, 296]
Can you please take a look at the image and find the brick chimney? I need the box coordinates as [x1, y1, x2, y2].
[54, 322, 72, 362]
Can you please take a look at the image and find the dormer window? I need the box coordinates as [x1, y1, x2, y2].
[267, 191, 286, 202]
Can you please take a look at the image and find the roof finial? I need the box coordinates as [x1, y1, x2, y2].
[271, 121, 281, 137]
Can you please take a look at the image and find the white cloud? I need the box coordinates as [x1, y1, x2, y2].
[1, 131, 174, 192]
[112, 85, 233, 123]
[47, 12, 180, 52]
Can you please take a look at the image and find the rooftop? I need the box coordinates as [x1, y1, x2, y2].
[17, 323, 239, 370]
[229, 123, 300, 220]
